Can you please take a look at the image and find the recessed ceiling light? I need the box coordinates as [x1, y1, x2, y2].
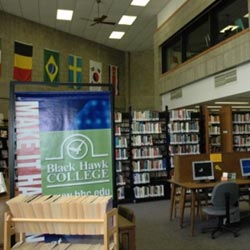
[131, 0, 150, 7]
[57, 9, 73, 21]
[118, 15, 137, 25]
[109, 31, 125, 39]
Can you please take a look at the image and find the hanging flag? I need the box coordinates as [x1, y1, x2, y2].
[109, 65, 119, 95]
[13, 41, 33, 81]
[44, 49, 59, 83]
[68, 54, 82, 89]
[89, 60, 102, 83]
[89, 60, 102, 91]
[0, 38, 2, 77]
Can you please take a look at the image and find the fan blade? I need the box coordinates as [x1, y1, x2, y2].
[100, 21, 116, 25]
[93, 15, 107, 22]
[80, 17, 94, 22]
[90, 22, 98, 26]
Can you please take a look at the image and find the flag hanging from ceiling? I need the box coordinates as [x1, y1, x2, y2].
[0, 38, 2, 77]
[109, 65, 119, 95]
[44, 49, 59, 83]
[13, 41, 33, 81]
[89, 60, 102, 83]
[89, 60, 102, 91]
[68, 54, 82, 89]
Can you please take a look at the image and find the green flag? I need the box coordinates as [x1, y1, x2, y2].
[44, 49, 59, 83]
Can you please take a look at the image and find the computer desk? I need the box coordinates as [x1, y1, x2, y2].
[168, 178, 250, 236]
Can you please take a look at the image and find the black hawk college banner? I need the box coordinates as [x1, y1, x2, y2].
[15, 91, 114, 197]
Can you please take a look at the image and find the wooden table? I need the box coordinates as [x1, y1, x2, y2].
[168, 178, 250, 236]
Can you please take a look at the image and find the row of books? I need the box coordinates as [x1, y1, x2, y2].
[209, 114, 220, 123]
[131, 135, 153, 146]
[233, 124, 250, 133]
[115, 148, 128, 160]
[133, 173, 150, 184]
[169, 144, 200, 155]
[115, 136, 128, 148]
[7, 194, 113, 235]
[114, 112, 122, 123]
[131, 147, 162, 159]
[169, 109, 197, 121]
[132, 159, 165, 172]
[132, 110, 159, 121]
[169, 120, 199, 132]
[233, 113, 250, 122]
[133, 184, 164, 198]
[169, 133, 199, 144]
[131, 122, 162, 134]
[233, 135, 250, 146]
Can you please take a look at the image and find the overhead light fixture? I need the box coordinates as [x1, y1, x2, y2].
[220, 25, 238, 33]
[56, 9, 73, 21]
[109, 31, 125, 39]
[215, 101, 249, 105]
[131, 0, 150, 7]
[118, 15, 137, 25]
[244, 13, 249, 18]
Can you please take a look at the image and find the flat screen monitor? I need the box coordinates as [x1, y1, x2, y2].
[240, 158, 250, 177]
[192, 160, 214, 182]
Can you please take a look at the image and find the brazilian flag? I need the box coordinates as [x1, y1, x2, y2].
[44, 49, 59, 83]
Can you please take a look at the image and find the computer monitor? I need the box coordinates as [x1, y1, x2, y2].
[240, 158, 250, 177]
[192, 160, 214, 182]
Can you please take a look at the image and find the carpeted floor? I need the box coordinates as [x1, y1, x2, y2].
[124, 199, 250, 250]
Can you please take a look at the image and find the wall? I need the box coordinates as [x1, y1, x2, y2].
[129, 49, 155, 110]
[153, 0, 250, 110]
[0, 11, 129, 117]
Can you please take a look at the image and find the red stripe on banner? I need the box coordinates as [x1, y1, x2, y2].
[110, 65, 118, 95]
[13, 67, 32, 81]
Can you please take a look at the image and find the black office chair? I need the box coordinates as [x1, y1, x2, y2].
[202, 181, 240, 239]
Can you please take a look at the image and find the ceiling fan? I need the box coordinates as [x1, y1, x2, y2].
[80, 0, 116, 26]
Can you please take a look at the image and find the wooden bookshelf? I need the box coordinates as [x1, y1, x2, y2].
[4, 195, 118, 250]
[220, 106, 233, 153]
[203, 106, 221, 153]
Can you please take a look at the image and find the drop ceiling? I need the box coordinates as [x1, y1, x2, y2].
[0, 0, 171, 52]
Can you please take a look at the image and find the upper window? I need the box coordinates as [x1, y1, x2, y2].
[215, 0, 248, 43]
[161, 0, 248, 74]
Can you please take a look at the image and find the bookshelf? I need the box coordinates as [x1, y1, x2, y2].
[169, 108, 200, 168]
[203, 106, 221, 153]
[130, 108, 170, 201]
[232, 109, 250, 152]
[4, 195, 119, 250]
[114, 111, 132, 203]
[0, 122, 8, 179]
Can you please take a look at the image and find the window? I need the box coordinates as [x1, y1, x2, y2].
[185, 15, 210, 60]
[162, 35, 182, 72]
[161, 0, 248, 74]
[214, 0, 248, 43]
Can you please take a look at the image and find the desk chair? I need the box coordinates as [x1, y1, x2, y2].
[202, 181, 240, 239]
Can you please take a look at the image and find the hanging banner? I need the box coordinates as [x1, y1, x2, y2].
[15, 91, 113, 197]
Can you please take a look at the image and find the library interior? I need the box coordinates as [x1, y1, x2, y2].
[1, 0, 250, 250]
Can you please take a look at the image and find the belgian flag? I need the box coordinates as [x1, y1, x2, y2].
[13, 41, 33, 81]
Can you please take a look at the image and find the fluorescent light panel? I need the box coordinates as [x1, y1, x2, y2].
[131, 0, 150, 7]
[215, 101, 249, 105]
[109, 31, 125, 39]
[57, 9, 73, 21]
[118, 15, 137, 25]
